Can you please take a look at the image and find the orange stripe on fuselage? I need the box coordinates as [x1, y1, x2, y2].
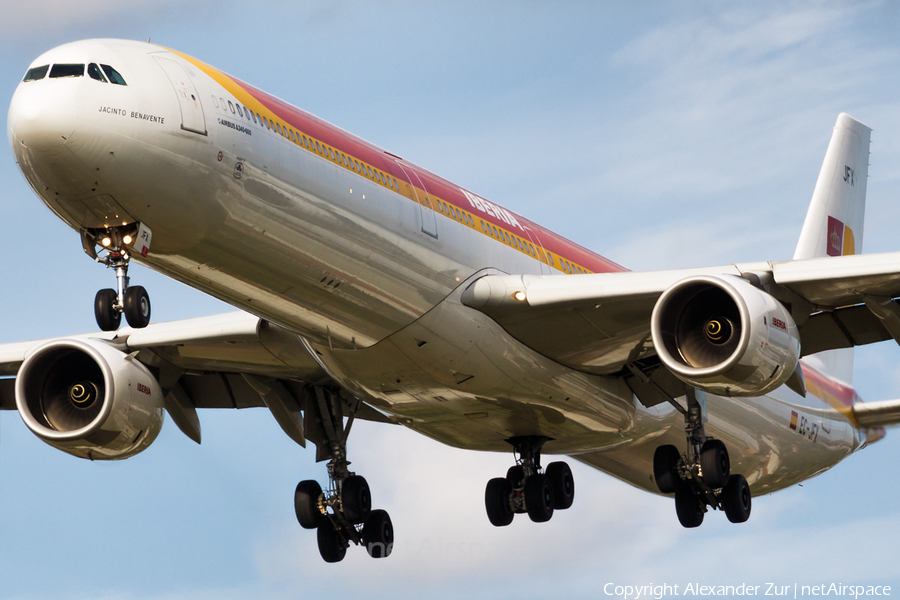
[168, 48, 626, 276]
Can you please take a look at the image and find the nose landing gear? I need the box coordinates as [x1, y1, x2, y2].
[83, 226, 151, 331]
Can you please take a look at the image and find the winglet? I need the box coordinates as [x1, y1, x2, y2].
[794, 113, 872, 260]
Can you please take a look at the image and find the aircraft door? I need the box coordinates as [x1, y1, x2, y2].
[395, 161, 438, 238]
[153, 57, 207, 135]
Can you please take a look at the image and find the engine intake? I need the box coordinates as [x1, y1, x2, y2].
[650, 274, 800, 397]
[16, 338, 164, 460]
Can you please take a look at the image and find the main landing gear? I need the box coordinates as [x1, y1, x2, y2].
[294, 387, 393, 563]
[653, 390, 751, 528]
[484, 436, 575, 527]
[83, 226, 151, 331]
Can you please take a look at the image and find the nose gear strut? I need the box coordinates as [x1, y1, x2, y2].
[82, 226, 151, 331]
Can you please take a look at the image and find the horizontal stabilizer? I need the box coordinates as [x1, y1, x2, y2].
[853, 399, 900, 429]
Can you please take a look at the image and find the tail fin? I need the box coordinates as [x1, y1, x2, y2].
[794, 113, 872, 384]
[794, 113, 872, 260]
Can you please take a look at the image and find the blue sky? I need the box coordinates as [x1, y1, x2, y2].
[2, 2, 900, 598]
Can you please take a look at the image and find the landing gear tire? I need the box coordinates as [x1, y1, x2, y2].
[506, 465, 525, 488]
[546, 461, 574, 510]
[653, 445, 681, 494]
[674, 483, 704, 528]
[721, 474, 751, 523]
[700, 439, 730, 488]
[94, 288, 121, 331]
[316, 522, 347, 563]
[485, 477, 514, 527]
[524, 473, 555, 523]
[362, 509, 394, 558]
[295, 480, 325, 529]
[124, 285, 151, 328]
[341, 474, 372, 525]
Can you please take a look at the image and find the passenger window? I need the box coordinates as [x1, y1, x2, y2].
[262, 116, 269, 129]
[23, 65, 49, 81]
[50, 64, 85, 78]
[100, 64, 126, 85]
[547, 252, 554, 265]
[315, 141, 321, 153]
[211, 95, 219, 108]
[228, 101, 235, 114]
[392, 178, 398, 189]
[365, 165, 373, 178]
[481, 222, 487, 232]
[251, 111, 258, 124]
[353, 160, 360, 172]
[237, 104, 244, 118]
[87, 63, 107, 82]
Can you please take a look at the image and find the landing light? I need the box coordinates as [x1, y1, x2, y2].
[101, 237, 112, 247]
[513, 291, 527, 302]
[123, 234, 133, 245]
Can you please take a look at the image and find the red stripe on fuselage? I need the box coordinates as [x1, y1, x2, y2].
[229, 75, 626, 275]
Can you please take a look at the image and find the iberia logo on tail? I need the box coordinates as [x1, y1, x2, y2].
[827, 216, 855, 256]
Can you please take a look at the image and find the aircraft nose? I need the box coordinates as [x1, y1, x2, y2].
[7, 79, 78, 153]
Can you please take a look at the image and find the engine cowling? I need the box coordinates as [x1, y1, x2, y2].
[650, 274, 800, 397]
[16, 338, 165, 460]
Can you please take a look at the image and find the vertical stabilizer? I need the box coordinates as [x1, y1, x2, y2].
[794, 113, 871, 260]
[794, 113, 872, 384]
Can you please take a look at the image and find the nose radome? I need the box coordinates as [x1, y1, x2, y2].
[8, 79, 78, 152]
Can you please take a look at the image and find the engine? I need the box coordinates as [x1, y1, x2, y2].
[650, 274, 801, 397]
[15, 338, 164, 460]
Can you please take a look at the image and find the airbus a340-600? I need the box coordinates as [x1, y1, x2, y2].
[5, 39, 900, 563]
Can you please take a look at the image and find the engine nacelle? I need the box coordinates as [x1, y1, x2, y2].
[650, 274, 801, 397]
[16, 338, 165, 460]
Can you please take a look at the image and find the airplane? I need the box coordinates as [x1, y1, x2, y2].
[4, 38, 900, 564]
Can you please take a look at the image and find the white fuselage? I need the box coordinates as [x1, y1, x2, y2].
[7, 39, 863, 496]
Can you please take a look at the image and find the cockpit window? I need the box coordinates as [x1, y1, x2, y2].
[23, 65, 49, 81]
[49, 64, 85, 78]
[88, 63, 108, 82]
[100, 64, 127, 86]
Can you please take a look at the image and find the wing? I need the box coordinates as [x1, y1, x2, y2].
[0, 311, 391, 446]
[460, 250, 900, 375]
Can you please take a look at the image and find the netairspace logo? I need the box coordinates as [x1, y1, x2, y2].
[603, 583, 892, 600]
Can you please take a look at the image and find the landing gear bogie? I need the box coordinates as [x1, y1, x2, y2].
[651, 389, 752, 528]
[295, 386, 393, 562]
[484, 436, 574, 527]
